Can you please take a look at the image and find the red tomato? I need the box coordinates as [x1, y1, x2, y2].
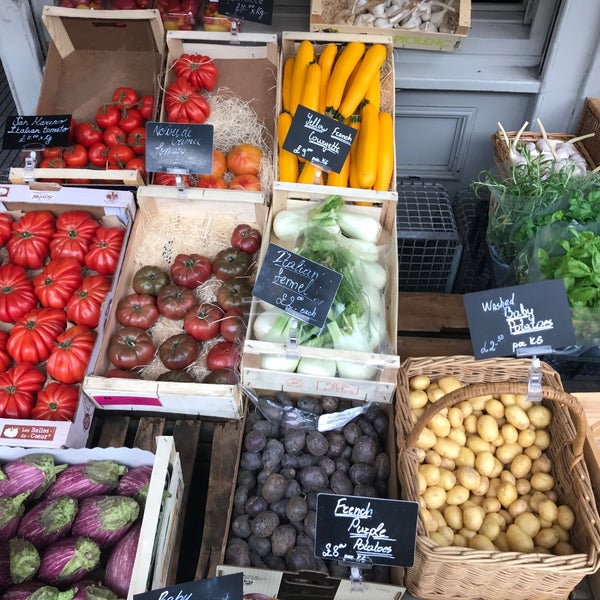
[103, 125, 127, 147]
[87, 142, 110, 167]
[156, 284, 199, 320]
[206, 341, 240, 371]
[116, 293, 160, 329]
[33, 257, 83, 309]
[69, 118, 77, 143]
[32, 382, 79, 421]
[95, 103, 121, 129]
[153, 172, 191, 187]
[62, 144, 88, 168]
[0, 331, 10, 373]
[42, 147, 63, 159]
[0, 264, 38, 324]
[0, 364, 44, 418]
[126, 127, 146, 155]
[108, 326, 155, 370]
[118, 108, 144, 133]
[66, 274, 112, 329]
[108, 144, 135, 166]
[46, 324, 96, 384]
[84, 226, 125, 275]
[164, 78, 210, 124]
[7, 210, 55, 270]
[125, 157, 146, 180]
[137, 94, 154, 120]
[170, 253, 212, 289]
[230, 224, 262, 255]
[0, 213, 12, 247]
[39, 156, 66, 169]
[112, 86, 139, 110]
[220, 307, 246, 343]
[183, 303, 223, 341]
[173, 53, 219, 91]
[75, 121, 104, 148]
[50, 210, 100, 263]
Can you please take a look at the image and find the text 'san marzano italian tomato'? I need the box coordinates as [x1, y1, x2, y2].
[7, 307, 67, 363]
[33, 257, 83, 309]
[170, 253, 212, 289]
[7, 210, 55, 270]
[183, 303, 223, 341]
[46, 324, 97, 384]
[32, 382, 79, 421]
[108, 326, 156, 370]
[158, 333, 199, 370]
[173, 53, 219, 91]
[116, 293, 160, 329]
[84, 227, 125, 275]
[157, 284, 199, 320]
[66, 274, 112, 329]
[0, 263, 38, 323]
[50, 210, 100, 263]
[132, 265, 169, 296]
[164, 78, 210, 124]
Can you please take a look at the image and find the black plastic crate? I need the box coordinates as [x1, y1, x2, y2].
[396, 180, 462, 293]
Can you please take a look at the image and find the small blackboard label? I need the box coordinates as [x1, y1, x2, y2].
[252, 243, 342, 329]
[282, 105, 355, 174]
[219, 0, 273, 24]
[2, 114, 71, 149]
[145, 122, 213, 175]
[463, 279, 577, 360]
[133, 573, 242, 600]
[315, 493, 418, 568]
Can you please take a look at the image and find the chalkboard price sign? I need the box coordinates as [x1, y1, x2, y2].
[145, 122, 213, 175]
[282, 105, 356, 174]
[315, 493, 419, 568]
[2, 114, 71, 150]
[218, 0, 273, 24]
[463, 279, 577, 360]
[252, 243, 342, 330]
[133, 573, 242, 600]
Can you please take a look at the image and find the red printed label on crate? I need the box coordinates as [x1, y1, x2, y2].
[0, 424, 57, 442]
[93, 395, 163, 407]
[316, 380, 360, 396]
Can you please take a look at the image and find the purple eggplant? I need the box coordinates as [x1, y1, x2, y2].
[44, 462, 128, 501]
[0, 493, 30, 542]
[1, 582, 76, 600]
[71, 496, 139, 549]
[72, 581, 120, 600]
[38, 537, 101, 585]
[0, 538, 41, 587]
[115, 466, 152, 508]
[17, 497, 79, 549]
[104, 521, 141, 598]
[0, 455, 68, 500]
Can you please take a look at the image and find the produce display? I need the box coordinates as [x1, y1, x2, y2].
[200, 2, 242, 32]
[226, 392, 392, 580]
[407, 374, 577, 555]
[0, 453, 153, 599]
[0, 209, 125, 421]
[37, 87, 154, 183]
[156, 0, 201, 30]
[278, 39, 394, 191]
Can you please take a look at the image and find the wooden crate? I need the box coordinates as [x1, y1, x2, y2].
[241, 186, 400, 403]
[310, 0, 471, 52]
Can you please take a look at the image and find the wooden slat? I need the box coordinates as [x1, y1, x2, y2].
[95, 415, 130, 448]
[195, 420, 243, 580]
[133, 417, 166, 453]
[397, 292, 468, 333]
[398, 336, 473, 359]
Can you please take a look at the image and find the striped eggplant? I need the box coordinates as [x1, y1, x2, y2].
[104, 521, 141, 598]
[115, 466, 153, 508]
[38, 537, 101, 585]
[0, 493, 30, 542]
[0, 455, 68, 500]
[71, 496, 139, 549]
[17, 497, 79, 549]
[0, 537, 41, 587]
[1, 582, 76, 600]
[44, 461, 128, 501]
[72, 580, 120, 600]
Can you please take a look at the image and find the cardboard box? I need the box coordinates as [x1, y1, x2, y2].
[9, 6, 165, 186]
[83, 185, 269, 419]
[276, 32, 397, 203]
[310, 0, 471, 52]
[241, 186, 400, 404]
[0, 183, 136, 448]
[0, 436, 183, 600]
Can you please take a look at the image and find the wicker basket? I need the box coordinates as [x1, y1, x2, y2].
[576, 97, 600, 169]
[395, 355, 600, 600]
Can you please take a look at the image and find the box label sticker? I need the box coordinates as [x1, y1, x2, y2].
[219, 0, 273, 25]
[93, 395, 163, 407]
[2, 114, 71, 149]
[1, 424, 57, 442]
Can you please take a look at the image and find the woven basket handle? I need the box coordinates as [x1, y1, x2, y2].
[404, 382, 588, 459]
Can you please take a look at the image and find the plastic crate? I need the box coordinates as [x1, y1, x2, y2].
[396, 180, 462, 293]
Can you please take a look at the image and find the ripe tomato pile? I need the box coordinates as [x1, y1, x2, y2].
[156, 0, 201, 30]
[41, 87, 153, 183]
[0, 209, 125, 421]
[107, 224, 262, 384]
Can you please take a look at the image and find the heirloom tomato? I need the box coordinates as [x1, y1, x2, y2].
[156, 284, 199, 320]
[183, 303, 223, 341]
[108, 326, 156, 370]
[116, 293, 160, 329]
[126, 127, 147, 155]
[220, 306, 245, 343]
[75, 121, 103, 148]
[66, 274, 112, 329]
[112, 86, 139, 110]
[7, 210, 55, 270]
[103, 125, 127, 147]
[7, 307, 67, 363]
[137, 94, 154, 120]
[216, 277, 252, 311]
[50, 210, 100, 263]
[33, 257, 83, 309]
[84, 227, 125, 275]
[87, 142, 110, 167]
[230, 224, 262, 255]
[0, 213, 13, 247]
[170, 253, 212, 289]
[172, 53, 218, 91]
[32, 382, 79, 421]
[164, 78, 210, 124]
[62, 144, 88, 168]
[226, 144, 262, 176]
[157, 370, 195, 382]
[132, 265, 169, 296]
[153, 172, 191, 187]
[0, 331, 10, 373]
[46, 324, 97, 384]
[212, 247, 251, 281]
[0, 263, 38, 323]
[108, 144, 135, 166]
[96, 103, 121, 129]
[158, 333, 199, 370]
[206, 341, 239, 371]
[0, 364, 42, 418]
[202, 368, 238, 384]
[105, 368, 140, 379]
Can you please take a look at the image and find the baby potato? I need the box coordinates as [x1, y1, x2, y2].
[531, 454, 552, 474]
[464, 414, 478, 434]
[430, 508, 447, 530]
[484, 398, 505, 420]
[438, 467, 457, 491]
[434, 437, 461, 460]
[497, 481, 518, 509]
[430, 531, 451, 546]
[482, 496, 502, 514]
[557, 505, 575, 531]
[508, 498, 530, 519]
[418, 471, 428, 495]
[552, 524, 570, 543]
[419, 463, 441, 487]
[455, 447, 476, 468]
[469, 494, 484, 506]
[439, 457, 456, 471]
[546, 490, 558, 503]
[529, 492, 550, 513]
[410, 374, 431, 391]
[498, 509, 514, 527]
[446, 485, 470, 506]
[495, 531, 510, 552]
[427, 386, 446, 404]
[430, 413, 451, 438]
[530, 472, 555, 492]
[517, 428, 537, 448]
[506, 523, 535, 553]
[491, 433, 505, 448]
[463, 505, 485, 532]
[459, 527, 477, 541]
[448, 407, 464, 429]
[423, 485, 447, 510]
[448, 427, 467, 447]
[495, 442, 523, 465]
[501, 423, 519, 444]
[554, 541, 576, 555]
[472, 475, 491, 497]
[525, 445, 543, 460]
[456, 466, 482, 491]
[486, 477, 502, 499]
[438, 525, 455, 545]
[444, 505, 464, 531]
[510, 454, 533, 480]
[537, 499, 558, 523]
[420, 507, 438, 533]
[505, 405, 530, 430]
[490, 457, 504, 479]
[425, 451, 442, 467]
[409, 389, 429, 410]
[475, 451, 496, 477]
[535, 527, 560, 550]
[470, 395, 493, 411]
[480, 516, 501, 541]
[516, 478, 532, 496]
[468, 436, 492, 455]
[534, 430, 551, 450]
[516, 394, 532, 411]
[438, 375, 464, 394]
[500, 470, 516, 485]
[500, 393, 517, 406]
[477, 414, 499, 443]
[416, 427, 437, 450]
[469, 534, 497, 551]
[453, 533, 468, 547]
[458, 400, 474, 419]
[514, 512, 541, 539]
[485, 511, 507, 531]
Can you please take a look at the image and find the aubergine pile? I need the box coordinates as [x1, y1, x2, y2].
[226, 392, 392, 582]
[0, 454, 154, 600]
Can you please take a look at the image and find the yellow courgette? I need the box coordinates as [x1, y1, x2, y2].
[355, 102, 379, 189]
[318, 43, 338, 114]
[300, 61, 322, 113]
[281, 56, 295, 114]
[373, 111, 394, 191]
[325, 42, 366, 115]
[290, 40, 314, 116]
